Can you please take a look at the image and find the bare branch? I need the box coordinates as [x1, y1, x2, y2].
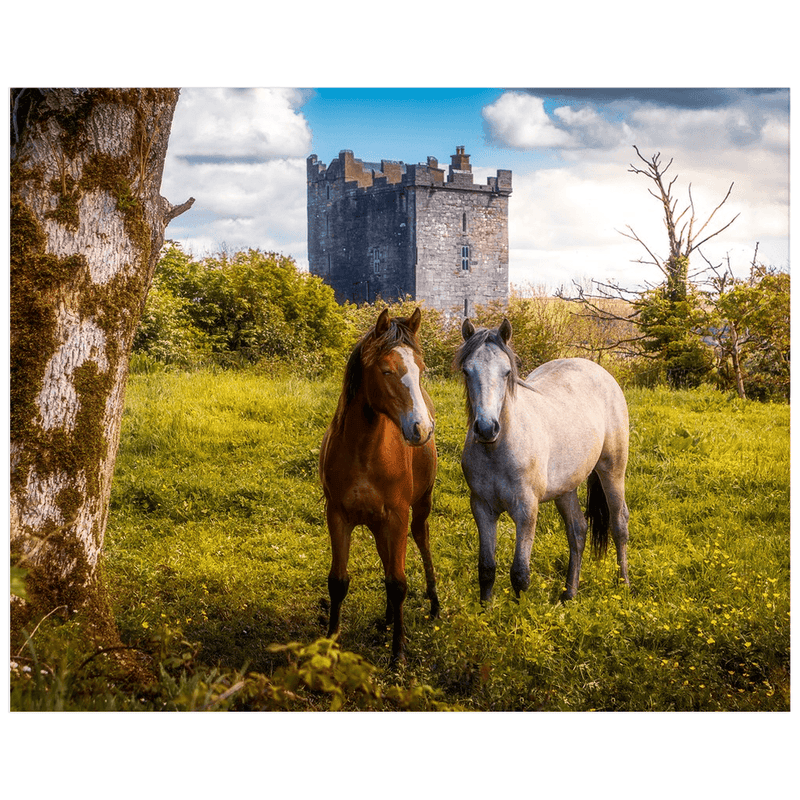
[687, 182, 736, 252]
[690, 212, 740, 255]
[165, 196, 195, 223]
[618, 226, 668, 277]
[749, 241, 760, 285]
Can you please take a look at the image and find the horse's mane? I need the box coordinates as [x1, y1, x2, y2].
[330, 314, 423, 435]
[453, 325, 527, 423]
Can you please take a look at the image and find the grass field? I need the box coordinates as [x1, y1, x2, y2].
[91, 367, 790, 711]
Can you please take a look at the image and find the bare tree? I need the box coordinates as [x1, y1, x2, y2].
[10, 89, 193, 641]
[621, 146, 739, 300]
[558, 147, 740, 386]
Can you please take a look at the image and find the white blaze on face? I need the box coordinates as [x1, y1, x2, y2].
[395, 346, 433, 444]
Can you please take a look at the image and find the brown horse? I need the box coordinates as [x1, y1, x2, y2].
[319, 307, 439, 663]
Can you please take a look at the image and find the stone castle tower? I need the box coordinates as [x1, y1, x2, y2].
[307, 146, 511, 315]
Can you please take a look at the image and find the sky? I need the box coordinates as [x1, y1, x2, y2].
[160, 87, 790, 293]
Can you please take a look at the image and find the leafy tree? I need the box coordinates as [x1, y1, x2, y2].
[635, 282, 714, 388]
[133, 244, 213, 365]
[702, 251, 790, 400]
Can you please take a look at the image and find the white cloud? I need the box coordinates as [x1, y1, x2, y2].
[168, 88, 312, 159]
[627, 103, 789, 156]
[482, 92, 575, 149]
[505, 146, 789, 292]
[481, 91, 789, 291]
[161, 88, 312, 262]
[552, 105, 630, 149]
[482, 91, 631, 151]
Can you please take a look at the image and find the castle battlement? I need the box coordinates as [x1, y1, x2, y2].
[308, 148, 511, 195]
[307, 146, 511, 314]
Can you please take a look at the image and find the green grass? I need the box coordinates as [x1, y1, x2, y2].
[17, 370, 789, 711]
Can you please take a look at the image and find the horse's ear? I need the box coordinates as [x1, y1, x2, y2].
[499, 318, 512, 344]
[375, 308, 390, 336]
[462, 318, 475, 340]
[408, 307, 421, 335]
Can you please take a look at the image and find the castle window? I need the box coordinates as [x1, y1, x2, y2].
[326, 184, 331, 200]
[461, 245, 470, 271]
[464, 298, 470, 317]
[462, 213, 467, 232]
[372, 248, 381, 274]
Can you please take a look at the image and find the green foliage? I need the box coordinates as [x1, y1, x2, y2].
[135, 247, 785, 403]
[9, 613, 453, 711]
[135, 248, 644, 387]
[635, 284, 714, 388]
[262, 638, 453, 710]
[705, 267, 790, 401]
[134, 244, 346, 374]
[134, 280, 213, 367]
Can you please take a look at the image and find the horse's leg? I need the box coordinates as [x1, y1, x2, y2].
[326, 506, 354, 640]
[371, 522, 393, 630]
[411, 487, 440, 619]
[595, 468, 631, 587]
[555, 489, 588, 601]
[372, 511, 409, 664]
[510, 495, 539, 598]
[471, 493, 500, 603]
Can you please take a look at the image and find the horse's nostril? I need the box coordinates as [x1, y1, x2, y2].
[474, 418, 499, 441]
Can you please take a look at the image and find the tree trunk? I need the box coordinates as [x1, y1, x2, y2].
[10, 88, 193, 638]
[728, 323, 747, 400]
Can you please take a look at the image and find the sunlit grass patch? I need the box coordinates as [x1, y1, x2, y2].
[97, 372, 790, 711]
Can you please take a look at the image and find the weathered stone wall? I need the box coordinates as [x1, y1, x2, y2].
[307, 148, 511, 312]
[308, 152, 413, 303]
[412, 186, 509, 316]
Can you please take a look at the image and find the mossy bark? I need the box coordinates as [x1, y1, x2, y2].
[10, 88, 194, 646]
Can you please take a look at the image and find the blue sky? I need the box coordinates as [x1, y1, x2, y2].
[303, 88, 542, 169]
[161, 87, 789, 292]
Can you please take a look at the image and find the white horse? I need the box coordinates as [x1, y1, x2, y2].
[455, 318, 631, 602]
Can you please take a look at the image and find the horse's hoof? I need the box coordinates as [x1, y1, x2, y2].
[389, 651, 407, 669]
[559, 590, 575, 603]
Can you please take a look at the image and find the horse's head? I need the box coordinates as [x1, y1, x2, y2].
[456, 317, 517, 444]
[364, 307, 435, 446]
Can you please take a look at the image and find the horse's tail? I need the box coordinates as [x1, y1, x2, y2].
[586, 470, 610, 559]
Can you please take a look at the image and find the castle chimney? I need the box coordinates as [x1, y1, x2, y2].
[450, 146, 471, 172]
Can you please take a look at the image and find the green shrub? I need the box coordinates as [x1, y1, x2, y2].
[135, 244, 346, 374]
